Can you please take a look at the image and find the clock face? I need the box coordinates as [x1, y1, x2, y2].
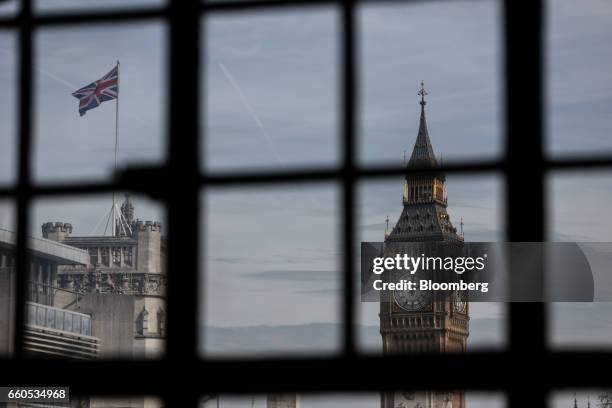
[453, 290, 468, 313]
[393, 273, 431, 311]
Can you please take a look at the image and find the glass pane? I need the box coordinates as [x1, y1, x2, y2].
[203, 8, 339, 173]
[201, 183, 341, 357]
[0, 201, 15, 356]
[0, 31, 16, 185]
[89, 396, 163, 407]
[64, 311, 72, 332]
[0, 199, 15, 233]
[358, 175, 507, 352]
[28, 304, 36, 325]
[549, 172, 612, 242]
[73, 313, 81, 333]
[202, 392, 506, 408]
[55, 309, 64, 331]
[46, 307, 55, 327]
[34, 22, 166, 183]
[359, 0, 502, 165]
[83, 314, 91, 335]
[548, 171, 612, 348]
[547, 0, 612, 157]
[26, 193, 166, 359]
[35, 0, 164, 14]
[49, 395, 162, 407]
[550, 391, 607, 408]
[0, 1, 19, 16]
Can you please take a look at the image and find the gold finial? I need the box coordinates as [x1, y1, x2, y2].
[418, 80, 428, 106]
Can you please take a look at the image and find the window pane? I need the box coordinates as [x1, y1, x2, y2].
[202, 392, 506, 408]
[201, 184, 341, 357]
[35, 0, 164, 14]
[548, 171, 612, 348]
[202, 8, 339, 173]
[0, 1, 19, 16]
[550, 391, 608, 408]
[547, 0, 612, 157]
[549, 172, 612, 242]
[0, 31, 16, 185]
[358, 175, 507, 352]
[34, 22, 166, 183]
[55, 395, 163, 407]
[359, 0, 502, 165]
[25, 193, 166, 359]
[0, 199, 15, 357]
[0, 199, 15, 233]
[55, 309, 64, 331]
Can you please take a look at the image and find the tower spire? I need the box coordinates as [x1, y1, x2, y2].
[409, 81, 438, 167]
[388, 81, 461, 243]
[418, 80, 427, 106]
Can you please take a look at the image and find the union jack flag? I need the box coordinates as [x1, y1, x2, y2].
[72, 64, 119, 116]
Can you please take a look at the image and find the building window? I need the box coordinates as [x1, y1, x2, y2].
[88, 248, 98, 266]
[122, 247, 133, 267]
[112, 247, 121, 267]
[100, 248, 109, 267]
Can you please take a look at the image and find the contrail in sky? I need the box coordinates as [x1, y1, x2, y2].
[0, 47, 79, 90]
[218, 62, 283, 165]
[40, 68, 80, 90]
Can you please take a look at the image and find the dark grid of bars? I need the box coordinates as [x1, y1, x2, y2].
[0, 0, 612, 406]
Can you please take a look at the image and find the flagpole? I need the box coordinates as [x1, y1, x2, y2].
[112, 60, 120, 236]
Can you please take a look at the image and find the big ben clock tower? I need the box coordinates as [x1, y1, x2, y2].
[380, 82, 469, 408]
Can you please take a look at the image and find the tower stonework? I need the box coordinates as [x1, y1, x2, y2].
[380, 83, 469, 408]
[133, 220, 163, 274]
[41, 222, 73, 241]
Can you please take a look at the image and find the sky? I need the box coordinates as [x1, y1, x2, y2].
[1, 0, 612, 406]
[0, 0, 164, 15]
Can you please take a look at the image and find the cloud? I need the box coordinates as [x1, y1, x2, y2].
[293, 288, 339, 296]
[244, 270, 337, 283]
[549, 302, 612, 348]
[201, 320, 505, 357]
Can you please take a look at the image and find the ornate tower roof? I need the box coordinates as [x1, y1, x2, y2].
[121, 193, 135, 225]
[408, 81, 439, 168]
[385, 82, 461, 243]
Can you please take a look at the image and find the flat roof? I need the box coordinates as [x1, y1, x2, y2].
[63, 236, 137, 246]
[0, 228, 89, 265]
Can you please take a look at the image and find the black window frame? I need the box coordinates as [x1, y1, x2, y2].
[0, 0, 611, 406]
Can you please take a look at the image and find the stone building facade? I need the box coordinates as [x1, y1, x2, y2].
[42, 195, 167, 359]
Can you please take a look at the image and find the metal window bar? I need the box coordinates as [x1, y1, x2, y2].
[0, 0, 610, 407]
